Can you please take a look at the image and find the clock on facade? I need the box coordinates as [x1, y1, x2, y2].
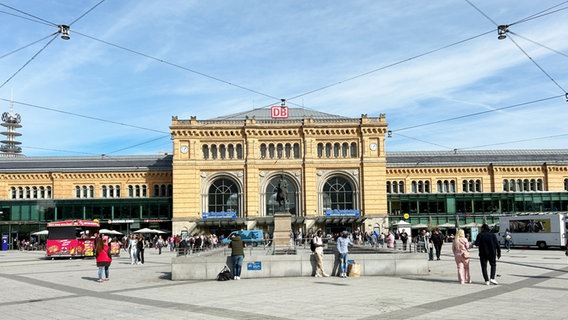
[369, 143, 378, 151]
[180, 145, 188, 154]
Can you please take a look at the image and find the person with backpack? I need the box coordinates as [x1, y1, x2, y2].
[312, 230, 329, 277]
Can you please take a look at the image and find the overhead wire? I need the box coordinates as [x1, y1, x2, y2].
[505, 34, 567, 93]
[0, 34, 56, 60]
[1, 1, 567, 154]
[0, 98, 169, 134]
[68, 0, 106, 26]
[0, 3, 58, 27]
[510, 1, 568, 26]
[390, 95, 564, 133]
[509, 32, 568, 59]
[0, 33, 58, 90]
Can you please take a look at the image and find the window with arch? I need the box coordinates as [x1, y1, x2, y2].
[322, 176, 355, 211]
[259, 142, 301, 160]
[462, 179, 482, 192]
[387, 181, 405, 194]
[411, 180, 430, 193]
[128, 184, 147, 198]
[75, 185, 94, 198]
[436, 180, 456, 193]
[316, 142, 359, 159]
[208, 177, 240, 215]
[10, 185, 52, 199]
[502, 178, 543, 192]
[153, 184, 173, 197]
[564, 178, 568, 191]
[265, 175, 297, 216]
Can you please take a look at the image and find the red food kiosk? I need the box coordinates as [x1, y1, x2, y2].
[46, 220, 100, 258]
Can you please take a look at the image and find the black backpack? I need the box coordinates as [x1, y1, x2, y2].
[216, 265, 233, 281]
[310, 238, 316, 252]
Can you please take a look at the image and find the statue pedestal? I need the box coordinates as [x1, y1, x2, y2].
[273, 212, 292, 250]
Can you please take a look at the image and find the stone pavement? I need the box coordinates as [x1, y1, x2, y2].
[0, 247, 567, 320]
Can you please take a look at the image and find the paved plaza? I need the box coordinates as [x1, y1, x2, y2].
[1, 246, 567, 320]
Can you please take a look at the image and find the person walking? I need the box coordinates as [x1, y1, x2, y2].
[385, 230, 395, 249]
[430, 228, 445, 260]
[474, 223, 501, 286]
[95, 235, 112, 283]
[229, 233, 245, 280]
[336, 231, 353, 278]
[128, 234, 138, 265]
[452, 229, 472, 284]
[503, 229, 512, 252]
[136, 235, 145, 264]
[400, 230, 409, 251]
[312, 230, 329, 277]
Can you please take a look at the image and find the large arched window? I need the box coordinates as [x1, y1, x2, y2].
[208, 177, 240, 215]
[323, 176, 355, 211]
[265, 175, 297, 216]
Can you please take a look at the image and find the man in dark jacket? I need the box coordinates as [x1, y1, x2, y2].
[229, 234, 245, 280]
[430, 228, 445, 260]
[474, 224, 501, 285]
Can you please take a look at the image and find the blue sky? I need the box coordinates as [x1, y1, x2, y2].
[1, 1, 567, 156]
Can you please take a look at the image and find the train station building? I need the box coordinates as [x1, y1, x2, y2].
[1, 107, 568, 243]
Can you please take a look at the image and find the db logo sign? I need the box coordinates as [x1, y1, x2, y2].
[271, 106, 289, 119]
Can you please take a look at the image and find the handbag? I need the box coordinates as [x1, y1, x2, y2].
[461, 251, 470, 259]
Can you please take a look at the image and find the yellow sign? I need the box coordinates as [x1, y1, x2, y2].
[403, 213, 409, 219]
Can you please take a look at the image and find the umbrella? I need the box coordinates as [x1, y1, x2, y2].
[411, 223, 428, 229]
[151, 229, 167, 234]
[133, 228, 156, 234]
[437, 223, 456, 229]
[99, 229, 123, 235]
[32, 230, 49, 236]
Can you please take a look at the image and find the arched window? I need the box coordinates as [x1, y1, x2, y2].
[10, 187, 16, 199]
[154, 185, 160, 197]
[266, 175, 297, 216]
[386, 181, 392, 193]
[260, 144, 267, 159]
[208, 177, 240, 215]
[350, 142, 358, 158]
[285, 143, 292, 158]
[503, 180, 509, 192]
[323, 176, 355, 210]
[268, 144, 275, 159]
[325, 143, 332, 158]
[102, 185, 108, 198]
[398, 181, 405, 193]
[564, 178, 568, 191]
[333, 143, 340, 158]
[202, 145, 209, 160]
[293, 143, 300, 158]
[236, 144, 243, 159]
[211, 145, 218, 159]
[228, 144, 235, 159]
[219, 144, 226, 159]
[342, 143, 349, 158]
[277, 143, 284, 159]
[317, 143, 324, 158]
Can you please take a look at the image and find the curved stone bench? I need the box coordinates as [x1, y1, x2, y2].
[171, 252, 429, 280]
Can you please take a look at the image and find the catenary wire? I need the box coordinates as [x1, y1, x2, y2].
[68, 0, 106, 26]
[0, 9, 54, 27]
[0, 2, 58, 27]
[465, 0, 499, 26]
[506, 34, 567, 93]
[510, 2, 568, 26]
[391, 95, 563, 133]
[510, 32, 568, 59]
[0, 34, 56, 60]
[0, 98, 169, 134]
[459, 132, 568, 150]
[0, 33, 58, 90]
[287, 30, 494, 101]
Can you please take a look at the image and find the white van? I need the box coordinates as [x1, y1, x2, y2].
[497, 213, 567, 249]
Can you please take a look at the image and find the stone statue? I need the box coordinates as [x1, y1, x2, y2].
[276, 175, 288, 211]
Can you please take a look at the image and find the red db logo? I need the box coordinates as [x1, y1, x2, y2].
[271, 106, 288, 119]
